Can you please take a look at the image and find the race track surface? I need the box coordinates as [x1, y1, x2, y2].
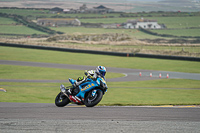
[0, 103, 200, 133]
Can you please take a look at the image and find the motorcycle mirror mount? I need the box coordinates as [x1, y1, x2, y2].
[61, 88, 66, 93]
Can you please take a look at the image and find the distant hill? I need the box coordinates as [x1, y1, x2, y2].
[0, 0, 199, 12]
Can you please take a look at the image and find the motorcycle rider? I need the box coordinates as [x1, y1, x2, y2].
[67, 66, 106, 95]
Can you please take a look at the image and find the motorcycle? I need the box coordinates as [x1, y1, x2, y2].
[55, 76, 108, 107]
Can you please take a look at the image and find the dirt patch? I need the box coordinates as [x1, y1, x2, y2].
[1, 33, 200, 57]
[47, 33, 132, 42]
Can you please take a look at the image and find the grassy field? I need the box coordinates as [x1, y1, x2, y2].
[0, 17, 15, 24]
[0, 9, 121, 19]
[0, 17, 48, 35]
[0, 25, 48, 35]
[0, 65, 123, 80]
[0, 46, 200, 105]
[1, 46, 200, 73]
[80, 16, 200, 29]
[150, 29, 200, 37]
[0, 9, 49, 17]
[1, 80, 200, 105]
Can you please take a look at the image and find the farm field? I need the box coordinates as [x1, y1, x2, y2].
[0, 17, 15, 24]
[0, 9, 200, 38]
[51, 27, 163, 39]
[0, 8, 200, 57]
[0, 17, 47, 35]
[0, 9, 200, 28]
[150, 29, 200, 37]
[0, 25, 47, 35]
[80, 16, 200, 29]
[0, 9, 49, 17]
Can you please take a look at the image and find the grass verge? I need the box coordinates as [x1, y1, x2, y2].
[0, 65, 123, 80]
[1, 46, 200, 73]
[0, 79, 200, 105]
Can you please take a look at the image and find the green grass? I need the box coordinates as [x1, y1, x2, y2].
[0, 9, 49, 17]
[79, 16, 200, 29]
[0, 79, 200, 105]
[0, 65, 123, 80]
[0, 17, 16, 24]
[101, 87, 200, 106]
[153, 16, 200, 29]
[80, 17, 129, 24]
[102, 79, 200, 105]
[150, 29, 200, 37]
[0, 25, 47, 35]
[0, 46, 200, 73]
[0, 16, 48, 35]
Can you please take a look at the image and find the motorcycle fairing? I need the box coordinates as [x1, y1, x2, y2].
[76, 80, 99, 98]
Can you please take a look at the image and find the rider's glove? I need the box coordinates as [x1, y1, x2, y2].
[85, 70, 92, 78]
[84, 70, 88, 76]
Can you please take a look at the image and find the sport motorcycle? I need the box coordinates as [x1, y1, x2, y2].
[55, 76, 108, 107]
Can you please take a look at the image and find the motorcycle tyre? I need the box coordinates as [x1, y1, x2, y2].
[84, 90, 103, 107]
[55, 92, 70, 107]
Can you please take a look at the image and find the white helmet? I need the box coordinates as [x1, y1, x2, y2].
[96, 66, 106, 77]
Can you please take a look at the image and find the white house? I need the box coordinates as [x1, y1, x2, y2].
[124, 18, 163, 29]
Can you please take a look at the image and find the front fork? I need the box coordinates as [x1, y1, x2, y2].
[92, 90, 97, 97]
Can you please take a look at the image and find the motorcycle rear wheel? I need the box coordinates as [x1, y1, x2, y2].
[55, 92, 70, 107]
[84, 90, 103, 107]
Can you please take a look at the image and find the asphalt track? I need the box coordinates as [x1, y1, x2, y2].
[0, 103, 200, 133]
[1, 60, 200, 132]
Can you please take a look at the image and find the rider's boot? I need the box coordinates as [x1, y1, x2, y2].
[68, 77, 85, 95]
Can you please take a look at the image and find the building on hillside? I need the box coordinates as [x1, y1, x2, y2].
[50, 7, 64, 14]
[93, 5, 114, 13]
[37, 18, 81, 27]
[123, 18, 165, 29]
[63, 4, 114, 14]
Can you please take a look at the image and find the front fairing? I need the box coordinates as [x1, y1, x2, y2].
[76, 80, 99, 98]
[76, 77, 108, 98]
[96, 77, 108, 91]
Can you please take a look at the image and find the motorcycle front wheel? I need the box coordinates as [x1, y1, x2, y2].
[55, 92, 70, 107]
[84, 90, 103, 107]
